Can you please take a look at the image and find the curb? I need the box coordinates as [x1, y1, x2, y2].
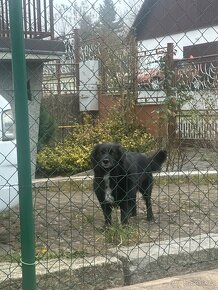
[109, 268, 218, 290]
[0, 256, 124, 290]
[1, 234, 218, 289]
[32, 170, 218, 187]
[109, 233, 218, 285]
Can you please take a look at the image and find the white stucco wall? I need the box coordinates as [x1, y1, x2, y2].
[137, 26, 218, 109]
[139, 26, 218, 59]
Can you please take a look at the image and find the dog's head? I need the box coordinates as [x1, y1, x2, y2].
[91, 143, 124, 171]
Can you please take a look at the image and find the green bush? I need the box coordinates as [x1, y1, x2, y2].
[38, 105, 57, 151]
[37, 101, 155, 176]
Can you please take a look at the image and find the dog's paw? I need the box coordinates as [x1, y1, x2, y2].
[147, 216, 155, 223]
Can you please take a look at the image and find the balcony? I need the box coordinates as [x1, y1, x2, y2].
[0, 0, 54, 39]
[0, 0, 65, 61]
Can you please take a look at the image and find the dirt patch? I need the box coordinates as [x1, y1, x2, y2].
[0, 177, 218, 260]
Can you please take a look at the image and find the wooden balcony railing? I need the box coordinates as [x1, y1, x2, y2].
[0, 0, 54, 39]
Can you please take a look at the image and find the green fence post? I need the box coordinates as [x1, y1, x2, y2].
[8, 1, 36, 289]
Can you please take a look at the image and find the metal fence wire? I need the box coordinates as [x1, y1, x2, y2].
[1, 0, 218, 289]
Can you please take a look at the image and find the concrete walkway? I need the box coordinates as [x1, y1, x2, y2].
[109, 268, 218, 290]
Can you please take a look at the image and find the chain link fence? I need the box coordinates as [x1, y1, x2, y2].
[1, 0, 218, 289]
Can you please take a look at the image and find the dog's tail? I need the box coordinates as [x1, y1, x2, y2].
[148, 150, 167, 172]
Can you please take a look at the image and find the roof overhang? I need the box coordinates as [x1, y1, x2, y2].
[0, 37, 65, 61]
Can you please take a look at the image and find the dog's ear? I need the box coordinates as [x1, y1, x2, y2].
[116, 144, 125, 161]
[91, 143, 101, 167]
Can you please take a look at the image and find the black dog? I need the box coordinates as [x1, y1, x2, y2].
[91, 143, 167, 226]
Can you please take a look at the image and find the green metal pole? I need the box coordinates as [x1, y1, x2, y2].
[8, 1, 36, 290]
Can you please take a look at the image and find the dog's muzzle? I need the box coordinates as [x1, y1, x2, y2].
[101, 157, 111, 169]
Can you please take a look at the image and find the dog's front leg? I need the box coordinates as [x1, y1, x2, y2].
[101, 203, 113, 226]
[120, 201, 129, 225]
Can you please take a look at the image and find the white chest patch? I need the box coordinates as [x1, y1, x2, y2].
[103, 173, 114, 203]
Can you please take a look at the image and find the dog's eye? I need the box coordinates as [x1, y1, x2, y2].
[109, 148, 114, 154]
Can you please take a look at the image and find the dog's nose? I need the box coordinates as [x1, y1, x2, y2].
[102, 158, 109, 165]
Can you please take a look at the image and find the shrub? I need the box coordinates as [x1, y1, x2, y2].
[37, 101, 155, 176]
[37, 143, 91, 175]
[37, 105, 57, 151]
